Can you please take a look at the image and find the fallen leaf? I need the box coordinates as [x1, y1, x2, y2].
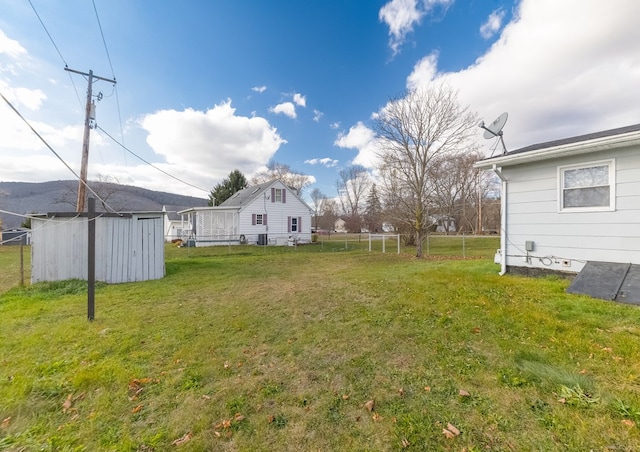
[401, 438, 410, 448]
[458, 389, 470, 397]
[214, 431, 221, 438]
[622, 419, 636, 428]
[579, 369, 588, 375]
[62, 394, 73, 413]
[132, 405, 143, 414]
[234, 413, 245, 422]
[1, 417, 10, 428]
[443, 423, 461, 439]
[372, 412, 382, 422]
[558, 398, 566, 404]
[222, 419, 232, 429]
[364, 400, 375, 412]
[342, 394, 350, 400]
[267, 414, 275, 424]
[446, 423, 460, 436]
[443, 428, 456, 439]
[424, 386, 431, 392]
[471, 326, 481, 334]
[398, 387, 405, 397]
[171, 432, 192, 446]
[202, 395, 211, 400]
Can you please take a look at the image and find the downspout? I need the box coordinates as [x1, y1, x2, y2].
[492, 164, 508, 275]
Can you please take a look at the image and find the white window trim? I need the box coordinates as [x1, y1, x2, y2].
[557, 159, 615, 213]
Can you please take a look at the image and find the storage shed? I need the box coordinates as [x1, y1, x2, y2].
[31, 211, 165, 284]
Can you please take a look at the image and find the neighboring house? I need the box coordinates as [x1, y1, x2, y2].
[334, 218, 347, 233]
[430, 215, 456, 234]
[1, 227, 31, 245]
[475, 123, 640, 281]
[163, 205, 193, 242]
[178, 180, 313, 246]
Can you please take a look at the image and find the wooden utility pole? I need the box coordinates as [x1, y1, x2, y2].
[64, 67, 116, 212]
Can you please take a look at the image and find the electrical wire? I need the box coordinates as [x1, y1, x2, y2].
[91, 0, 126, 149]
[28, 0, 83, 107]
[91, 0, 115, 79]
[1, 91, 118, 213]
[96, 125, 210, 194]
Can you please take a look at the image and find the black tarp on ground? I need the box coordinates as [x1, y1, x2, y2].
[567, 261, 640, 305]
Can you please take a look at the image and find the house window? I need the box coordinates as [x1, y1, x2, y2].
[271, 188, 286, 203]
[252, 213, 267, 225]
[559, 160, 615, 211]
[288, 216, 301, 232]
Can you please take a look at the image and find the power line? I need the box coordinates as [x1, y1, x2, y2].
[91, 0, 126, 148]
[28, 0, 66, 66]
[96, 125, 211, 194]
[28, 0, 83, 107]
[1, 91, 119, 213]
[91, 0, 116, 79]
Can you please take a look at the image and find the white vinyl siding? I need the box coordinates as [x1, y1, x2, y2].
[501, 146, 640, 271]
[558, 160, 615, 212]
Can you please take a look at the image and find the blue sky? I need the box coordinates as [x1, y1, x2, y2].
[2, 0, 640, 201]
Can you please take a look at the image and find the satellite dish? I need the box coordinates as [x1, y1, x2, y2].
[479, 112, 509, 154]
[482, 112, 508, 139]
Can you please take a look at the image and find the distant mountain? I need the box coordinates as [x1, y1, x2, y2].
[0, 180, 208, 230]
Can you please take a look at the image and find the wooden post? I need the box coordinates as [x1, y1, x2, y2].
[88, 197, 96, 320]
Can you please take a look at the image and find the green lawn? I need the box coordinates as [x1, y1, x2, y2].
[2, 242, 640, 450]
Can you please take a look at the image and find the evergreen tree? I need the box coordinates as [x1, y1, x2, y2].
[364, 183, 383, 232]
[208, 170, 248, 206]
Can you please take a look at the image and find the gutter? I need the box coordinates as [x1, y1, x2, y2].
[492, 164, 508, 276]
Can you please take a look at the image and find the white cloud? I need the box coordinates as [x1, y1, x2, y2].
[293, 93, 306, 107]
[305, 157, 339, 168]
[313, 109, 323, 122]
[141, 99, 286, 183]
[0, 29, 27, 58]
[269, 101, 297, 119]
[379, 0, 453, 56]
[252, 85, 267, 93]
[330, 122, 340, 129]
[334, 121, 379, 168]
[480, 9, 505, 39]
[404, 0, 640, 153]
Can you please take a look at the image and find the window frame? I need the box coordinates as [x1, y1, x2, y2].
[291, 216, 298, 232]
[557, 159, 615, 213]
[256, 214, 263, 225]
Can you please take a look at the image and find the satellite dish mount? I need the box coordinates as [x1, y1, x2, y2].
[479, 112, 508, 155]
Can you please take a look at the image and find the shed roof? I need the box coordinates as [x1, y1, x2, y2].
[475, 123, 640, 169]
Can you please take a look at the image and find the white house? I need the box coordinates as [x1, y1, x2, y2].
[162, 205, 193, 242]
[475, 123, 640, 280]
[179, 180, 313, 246]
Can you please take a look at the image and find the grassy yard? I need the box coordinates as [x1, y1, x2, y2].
[2, 242, 640, 450]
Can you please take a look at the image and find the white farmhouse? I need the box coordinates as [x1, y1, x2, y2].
[179, 180, 313, 246]
[475, 124, 640, 302]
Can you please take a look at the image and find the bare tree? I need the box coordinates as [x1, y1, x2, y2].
[55, 174, 125, 212]
[429, 150, 483, 234]
[336, 165, 371, 232]
[309, 188, 327, 231]
[318, 198, 339, 232]
[251, 161, 312, 195]
[375, 85, 478, 257]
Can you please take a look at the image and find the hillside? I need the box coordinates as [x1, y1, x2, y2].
[0, 180, 208, 230]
